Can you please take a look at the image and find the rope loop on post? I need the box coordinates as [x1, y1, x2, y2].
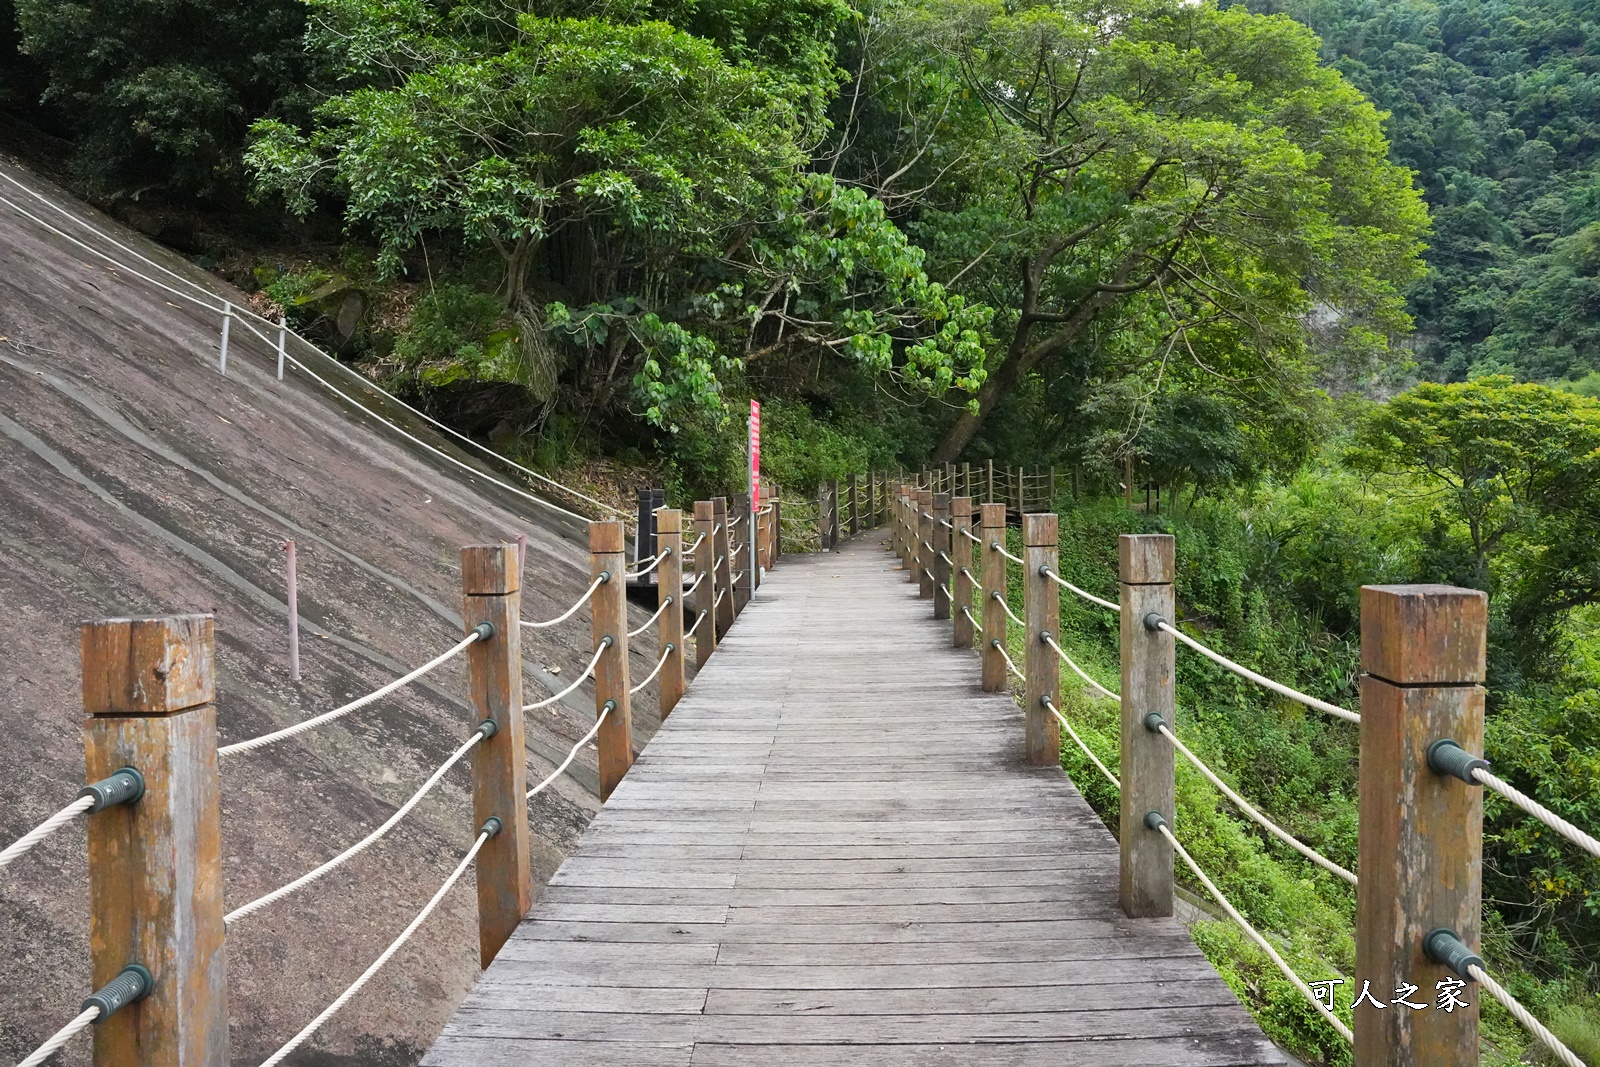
[1155, 618, 1359, 724]
[218, 631, 484, 757]
[521, 574, 607, 630]
[991, 591, 1024, 628]
[991, 541, 1023, 565]
[1039, 566, 1120, 613]
[523, 638, 611, 711]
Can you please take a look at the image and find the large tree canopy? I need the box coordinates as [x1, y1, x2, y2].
[830, 0, 1429, 463]
[248, 0, 990, 435]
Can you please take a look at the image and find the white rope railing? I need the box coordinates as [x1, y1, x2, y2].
[1042, 696, 1121, 791]
[218, 631, 481, 757]
[991, 541, 1023, 565]
[714, 590, 727, 608]
[628, 596, 673, 638]
[16, 1006, 100, 1067]
[1154, 819, 1353, 1045]
[1041, 635, 1119, 702]
[680, 572, 705, 596]
[1469, 963, 1584, 1067]
[1, 795, 93, 871]
[960, 527, 983, 544]
[624, 550, 665, 579]
[993, 641, 1023, 680]
[960, 605, 979, 629]
[521, 574, 606, 630]
[938, 551, 953, 566]
[1154, 722, 1357, 885]
[529, 706, 610, 799]
[992, 591, 1024, 627]
[0, 174, 626, 520]
[1040, 566, 1121, 614]
[631, 645, 674, 694]
[523, 639, 610, 711]
[1156, 620, 1359, 724]
[1475, 768, 1600, 860]
[225, 724, 489, 924]
[691, 609, 710, 633]
[253, 826, 492, 1067]
[684, 532, 707, 554]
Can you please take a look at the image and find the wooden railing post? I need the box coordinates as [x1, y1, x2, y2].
[694, 501, 718, 668]
[772, 499, 782, 562]
[849, 473, 860, 536]
[731, 496, 751, 616]
[916, 488, 935, 600]
[1023, 513, 1061, 766]
[590, 520, 634, 801]
[82, 615, 227, 1067]
[657, 508, 687, 719]
[1119, 533, 1175, 917]
[902, 486, 915, 585]
[952, 496, 975, 647]
[987, 459, 995, 504]
[979, 503, 1008, 691]
[899, 486, 914, 578]
[713, 497, 735, 637]
[460, 543, 532, 966]
[932, 492, 952, 621]
[829, 478, 841, 547]
[869, 472, 879, 530]
[1355, 585, 1487, 1067]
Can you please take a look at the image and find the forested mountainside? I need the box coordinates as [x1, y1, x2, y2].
[1233, 0, 1600, 387]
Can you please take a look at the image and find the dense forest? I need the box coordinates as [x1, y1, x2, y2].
[2, 0, 1598, 1062]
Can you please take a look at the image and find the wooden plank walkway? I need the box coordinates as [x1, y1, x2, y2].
[424, 537, 1285, 1066]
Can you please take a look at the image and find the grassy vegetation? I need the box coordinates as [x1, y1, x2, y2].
[969, 471, 1600, 1066]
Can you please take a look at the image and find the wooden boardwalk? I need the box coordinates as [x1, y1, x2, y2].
[424, 537, 1285, 1066]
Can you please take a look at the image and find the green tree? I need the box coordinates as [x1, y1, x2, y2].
[13, 0, 307, 199]
[249, 2, 990, 436]
[1234, 0, 1600, 384]
[839, 0, 1429, 462]
[1347, 376, 1600, 667]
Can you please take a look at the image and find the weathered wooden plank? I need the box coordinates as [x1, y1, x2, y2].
[425, 540, 1281, 1067]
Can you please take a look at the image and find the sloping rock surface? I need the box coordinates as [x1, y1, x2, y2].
[0, 160, 667, 1066]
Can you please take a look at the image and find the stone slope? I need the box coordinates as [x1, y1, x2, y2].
[0, 159, 668, 1065]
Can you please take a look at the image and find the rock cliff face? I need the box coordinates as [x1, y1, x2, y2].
[0, 160, 667, 1065]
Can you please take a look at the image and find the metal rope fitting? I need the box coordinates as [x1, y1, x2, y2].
[82, 963, 152, 1021]
[598, 570, 612, 584]
[480, 817, 503, 839]
[1427, 739, 1490, 784]
[990, 639, 1001, 650]
[474, 719, 498, 740]
[601, 699, 618, 715]
[1143, 712, 1167, 733]
[600, 635, 614, 649]
[664, 643, 675, 653]
[1143, 612, 1165, 632]
[471, 621, 495, 641]
[1039, 694, 1053, 708]
[77, 767, 144, 813]
[1039, 630, 1053, 645]
[1423, 928, 1484, 981]
[1038, 564, 1050, 577]
[1143, 811, 1168, 832]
